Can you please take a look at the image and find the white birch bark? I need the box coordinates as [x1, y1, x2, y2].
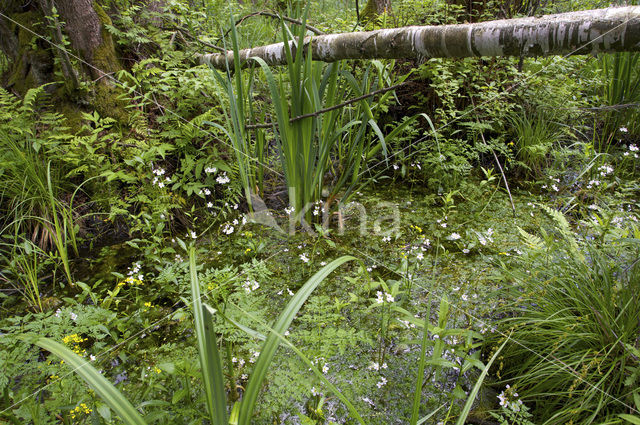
[201, 6, 640, 69]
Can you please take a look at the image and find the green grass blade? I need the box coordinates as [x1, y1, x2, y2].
[238, 256, 357, 425]
[189, 247, 228, 424]
[454, 337, 508, 425]
[32, 337, 146, 425]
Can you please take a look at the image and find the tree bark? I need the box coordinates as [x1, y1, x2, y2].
[360, 0, 392, 22]
[54, 0, 121, 80]
[0, 0, 126, 121]
[201, 6, 640, 69]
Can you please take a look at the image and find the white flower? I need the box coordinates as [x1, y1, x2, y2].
[157, 182, 164, 188]
[376, 377, 387, 388]
[311, 387, 319, 396]
[620, 127, 628, 133]
[416, 252, 424, 260]
[440, 222, 447, 228]
[70, 312, 78, 321]
[630, 144, 639, 151]
[322, 364, 329, 374]
[368, 362, 380, 371]
[205, 166, 217, 174]
[300, 253, 309, 263]
[90, 355, 96, 361]
[449, 232, 461, 240]
[284, 206, 294, 215]
[320, 261, 327, 266]
[287, 288, 294, 296]
[551, 184, 559, 192]
[462, 248, 470, 254]
[393, 164, 399, 170]
[242, 280, 259, 293]
[190, 231, 197, 239]
[382, 236, 391, 242]
[216, 172, 230, 184]
[203, 188, 211, 195]
[385, 293, 394, 303]
[587, 179, 601, 189]
[55, 309, 62, 318]
[222, 223, 234, 235]
[207, 202, 213, 208]
[498, 391, 507, 407]
[376, 291, 385, 304]
[598, 164, 614, 176]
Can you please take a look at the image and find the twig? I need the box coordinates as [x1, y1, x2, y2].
[223, 11, 325, 38]
[245, 82, 405, 129]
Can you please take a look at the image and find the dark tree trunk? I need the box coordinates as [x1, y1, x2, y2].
[0, 0, 127, 122]
[55, 0, 121, 80]
[360, 0, 392, 22]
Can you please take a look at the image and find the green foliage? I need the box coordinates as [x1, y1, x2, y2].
[506, 111, 562, 176]
[494, 207, 640, 425]
[597, 52, 640, 149]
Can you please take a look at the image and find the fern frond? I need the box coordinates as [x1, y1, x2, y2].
[517, 226, 544, 250]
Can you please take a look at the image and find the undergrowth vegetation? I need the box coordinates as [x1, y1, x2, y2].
[1, 0, 639, 424]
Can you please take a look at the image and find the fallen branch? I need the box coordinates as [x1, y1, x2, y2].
[201, 7, 640, 70]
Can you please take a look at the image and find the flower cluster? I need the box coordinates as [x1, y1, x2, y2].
[242, 279, 260, 293]
[62, 334, 87, 356]
[152, 167, 171, 188]
[312, 200, 323, 216]
[497, 385, 524, 412]
[221, 222, 234, 235]
[586, 179, 601, 189]
[69, 403, 92, 419]
[216, 172, 230, 185]
[624, 143, 639, 158]
[376, 291, 394, 304]
[368, 361, 388, 371]
[598, 164, 614, 177]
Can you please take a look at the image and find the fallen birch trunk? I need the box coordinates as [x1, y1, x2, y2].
[200, 6, 640, 69]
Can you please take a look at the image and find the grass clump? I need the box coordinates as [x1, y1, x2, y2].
[494, 206, 640, 425]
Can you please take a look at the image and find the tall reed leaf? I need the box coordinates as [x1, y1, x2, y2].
[29, 337, 147, 425]
[189, 247, 228, 424]
[454, 338, 507, 425]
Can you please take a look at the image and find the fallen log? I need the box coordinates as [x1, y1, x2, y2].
[200, 6, 640, 69]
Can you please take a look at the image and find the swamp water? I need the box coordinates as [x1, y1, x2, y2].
[8, 182, 549, 424]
